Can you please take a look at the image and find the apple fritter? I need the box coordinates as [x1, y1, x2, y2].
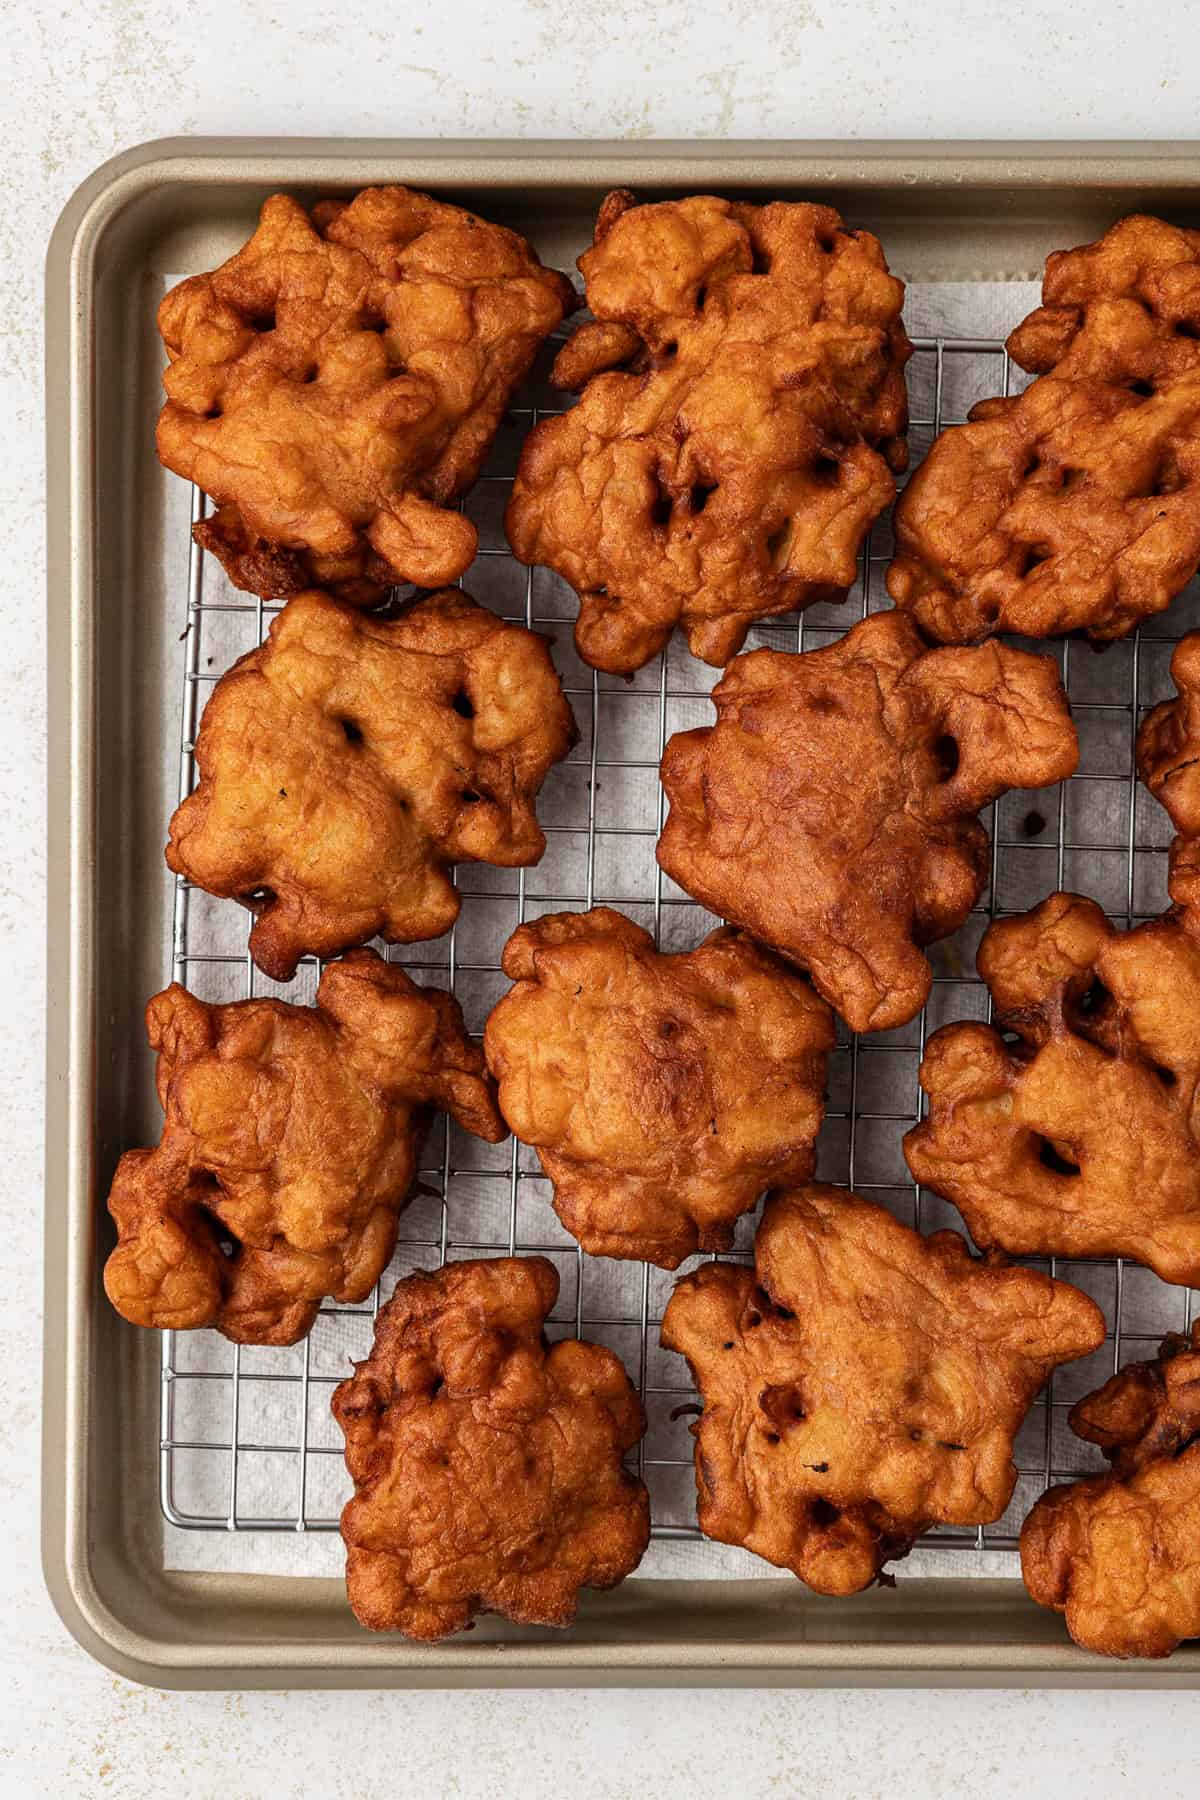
[332, 1256, 650, 1638]
[1022, 1323, 1200, 1658]
[166, 587, 577, 981]
[158, 185, 574, 601]
[1137, 630, 1200, 865]
[888, 215, 1200, 644]
[103, 951, 505, 1345]
[656, 609, 1077, 1033]
[907, 889, 1200, 1288]
[661, 1186, 1103, 1594]
[484, 908, 834, 1266]
[506, 189, 911, 673]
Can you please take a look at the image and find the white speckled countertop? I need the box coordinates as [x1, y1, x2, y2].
[7, 3, 1200, 1792]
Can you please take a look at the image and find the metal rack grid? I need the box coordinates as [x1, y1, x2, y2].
[160, 320, 1198, 1556]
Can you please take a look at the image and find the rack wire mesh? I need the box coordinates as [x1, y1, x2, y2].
[160, 314, 1199, 1555]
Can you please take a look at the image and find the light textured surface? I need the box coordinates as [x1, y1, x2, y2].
[7, 0, 1200, 1793]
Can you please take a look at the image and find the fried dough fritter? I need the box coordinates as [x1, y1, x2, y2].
[332, 1256, 650, 1639]
[906, 889, 1200, 1287]
[483, 909, 835, 1267]
[157, 186, 575, 601]
[506, 189, 912, 674]
[103, 951, 505, 1346]
[655, 610, 1078, 1034]
[1006, 213, 1200, 383]
[166, 587, 577, 982]
[661, 1186, 1103, 1595]
[888, 214, 1200, 644]
[1021, 1323, 1200, 1658]
[1137, 631, 1200, 867]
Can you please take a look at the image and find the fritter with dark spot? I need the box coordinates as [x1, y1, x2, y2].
[166, 587, 577, 981]
[907, 888, 1200, 1288]
[104, 951, 505, 1345]
[333, 1256, 649, 1638]
[661, 1185, 1103, 1594]
[484, 908, 834, 1265]
[656, 609, 1077, 1032]
[507, 189, 911, 673]
[889, 214, 1200, 643]
[158, 185, 574, 601]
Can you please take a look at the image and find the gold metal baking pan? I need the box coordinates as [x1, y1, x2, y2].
[45, 137, 1200, 1687]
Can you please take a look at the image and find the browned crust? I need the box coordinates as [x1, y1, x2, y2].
[1022, 1324, 1200, 1658]
[484, 909, 834, 1266]
[655, 610, 1077, 1032]
[506, 190, 911, 673]
[158, 185, 575, 600]
[103, 951, 505, 1345]
[889, 214, 1200, 644]
[907, 888, 1200, 1287]
[661, 1186, 1104, 1595]
[332, 1256, 649, 1638]
[165, 587, 577, 981]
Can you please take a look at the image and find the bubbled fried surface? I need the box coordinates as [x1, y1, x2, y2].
[906, 889, 1200, 1288]
[506, 189, 911, 674]
[332, 1257, 649, 1639]
[483, 909, 834, 1267]
[103, 951, 505, 1346]
[1021, 1323, 1200, 1658]
[166, 588, 577, 981]
[1006, 214, 1200, 385]
[1137, 630, 1200, 859]
[1070, 1320, 1200, 1477]
[888, 215, 1200, 644]
[655, 609, 1077, 1034]
[661, 1186, 1103, 1596]
[157, 186, 574, 601]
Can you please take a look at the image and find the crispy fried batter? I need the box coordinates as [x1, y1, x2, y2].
[1137, 632, 1200, 874]
[1021, 1323, 1200, 1658]
[332, 1256, 650, 1638]
[889, 215, 1200, 643]
[655, 610, 1078, 1033]
[1006, 214, 1200, 383]
[103, 951, 505, 1345]
[166, 588, 577, 982]
[907, 889, 1200, 1287]
[661, 1186, 1103, 1594]
[506, 189, 911, 673]
[157, 187, 574, 600]
[1070, 1322, 1200, 1475]
[483, 909, 834, 1267]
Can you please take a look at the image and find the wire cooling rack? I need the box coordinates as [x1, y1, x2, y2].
[160, 314, 1200, 1555]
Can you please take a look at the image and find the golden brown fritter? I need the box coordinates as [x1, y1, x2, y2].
[103, 951, 505, 1346]
[483, 909, 834, 1267]
[655, 610, 1078, 1034]
[1137, 631, 1200, 866]
[506, 189, 911, 674]
[888, 215, 1200, 644]
[661, 1186, 1103, 1595]
[907, 889, 1200, 1287]
[157, 186, 575, 601]
[332, 1256, 650, 1639]
[166, 588, 577, 982]
[1006, 214, 1200, 384]
[1022, 1323, 1200, 1658]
